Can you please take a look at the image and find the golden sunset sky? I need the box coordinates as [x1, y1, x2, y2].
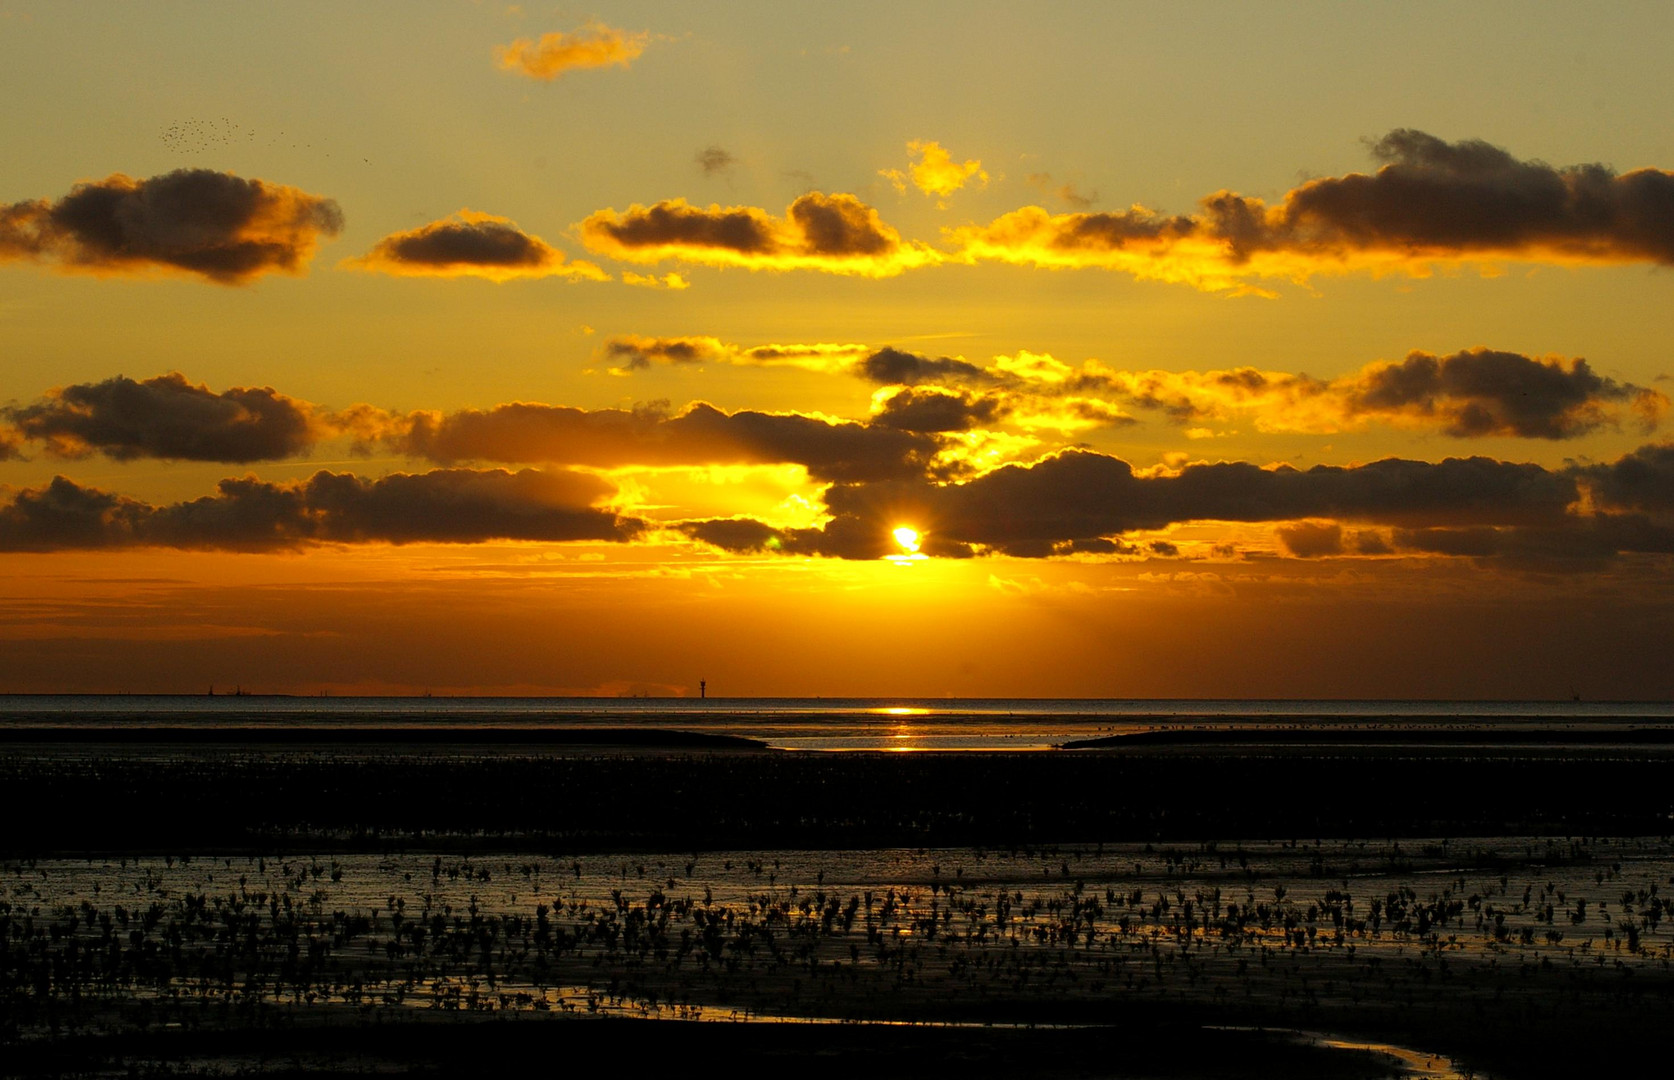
[2, 1, 1672, 697]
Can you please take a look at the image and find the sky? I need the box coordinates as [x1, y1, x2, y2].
[2, 1, 1673, 698]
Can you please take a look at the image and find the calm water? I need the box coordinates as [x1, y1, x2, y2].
[2, 695, 1670, 750]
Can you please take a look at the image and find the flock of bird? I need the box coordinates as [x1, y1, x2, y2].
[4, 836, 1671, 1040]
[157, 117, 361, 160]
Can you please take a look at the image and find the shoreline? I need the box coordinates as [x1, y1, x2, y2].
[0, 725, 768, 749]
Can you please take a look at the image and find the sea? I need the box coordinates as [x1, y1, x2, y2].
[2, 694, 1670, 750]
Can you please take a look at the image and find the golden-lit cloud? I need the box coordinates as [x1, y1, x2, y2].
[0, 469, 643, 552]
[949, 130, 1674, 291]
[856, 346, 1665, 440]
[866, 383, 1131, 439]
[1103, 350, 1665, 439]
[600, 335, 870, 373]
[685, 445, 1674, 563]
[880, 140, 989, 198]
[346, 211, 608, 281]
[621, 271, 689, 290]
[577, 192, 938, 276]
[0, 169, 342, 283]
[495, 23, 649, 81]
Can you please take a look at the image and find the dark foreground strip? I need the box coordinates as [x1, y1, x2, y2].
[1062, 726, 1674, 749]
[0, 725, 766, 748]
[5, 747, 1673, 855]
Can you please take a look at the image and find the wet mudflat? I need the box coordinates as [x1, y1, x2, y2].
[4, 737, 1673, 1077]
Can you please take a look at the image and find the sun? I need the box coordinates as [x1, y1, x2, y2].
[887, 525, 927, 564]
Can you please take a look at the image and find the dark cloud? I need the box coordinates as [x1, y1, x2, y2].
[585, 199, 776, 254]
[871, 387, 1008, 432]
[598, 335, 869, 373]
[0, 469, 641, 552]
[857, 347, 996, 387]
[1276, 522, 1393, 559]
[953, 130, 1674, 290]
[2, 373, 940, 478]
[788, 192, 894, 255]
[390, 401, 939, 483]
[382, 219, 546, 267]
[578, 193, 932, 275]
[350, 212, 605, 281]
[1576, 441, 1674, 512]
[598, 335, 1656, 443]
[1276, 521, 1344, 558]
[996, 347, 1662, 441]
[1251, 129, 1674, 263]
[696, 146, 737, 176]
[0, 169, 342, 283]
[4, 373, 321, 463]
[1353, 531, 1394, 556]
[1342, 348, 1665, 439]
[0, 477, 151, 551]
[1058, 207, 1200, 249]
[1389, 516, 1674, 570]
[685, 449, 1581, 559]
[679, 517, 783, 553]
[1058, 537, 1136, 556]
[602, 336, 720, 369]
[1390, 526, 1502, 558]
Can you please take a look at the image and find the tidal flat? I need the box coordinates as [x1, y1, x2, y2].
[4, 734, 1674, 1077]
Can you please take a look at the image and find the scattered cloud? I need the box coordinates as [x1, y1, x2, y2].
[1338, 349, 1666, 439]
[1026, 172, 1097, 209]
[857, 345, 1665, 440]
[880, 140, 989, 199]
[1275, 520, 1346, 558]
[0, 169, 342, 283]
[869, 386, 1010, 432]
[950, 130, 1674, 291]
[601, 335, 870, 373]
[858, 346, 998, 387]
[347, 210, 607, 281]
[577, 192, 938, 276]
[495, 23, 649, 81]
[696, 146, 737, 177]
[3, 373, 326, 463]
[621, 271, 690, 290]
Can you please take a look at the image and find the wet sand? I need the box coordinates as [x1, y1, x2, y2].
[5, 736, 1673, 1077]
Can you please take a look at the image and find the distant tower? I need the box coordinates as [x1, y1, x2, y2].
[700, 679, 707, 699]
